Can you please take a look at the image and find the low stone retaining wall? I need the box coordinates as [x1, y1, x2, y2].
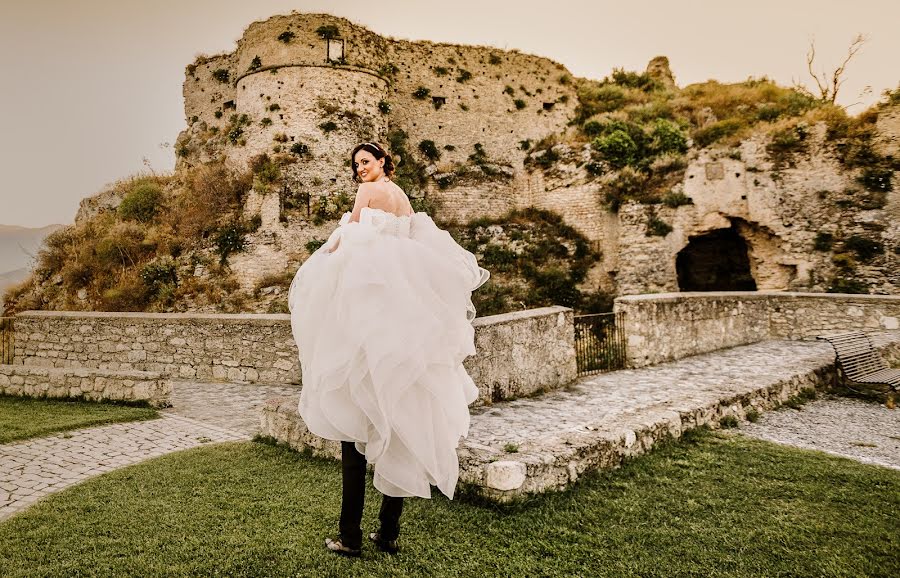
[615, 292, 900, 367]
[259, 331, 900, 503]
[0, 364, 171, 407]
[9, 306, 576, 404]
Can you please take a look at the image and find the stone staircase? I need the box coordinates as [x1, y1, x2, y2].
[261, 331, 900, 502]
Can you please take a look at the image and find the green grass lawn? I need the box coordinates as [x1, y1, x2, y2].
[0, 429, 897, 577]
[0, 395, 159, 444]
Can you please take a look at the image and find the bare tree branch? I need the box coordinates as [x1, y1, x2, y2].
[805, 33, 868, 105]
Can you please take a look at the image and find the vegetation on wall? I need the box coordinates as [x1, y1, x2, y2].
[444, 207, 609, 316]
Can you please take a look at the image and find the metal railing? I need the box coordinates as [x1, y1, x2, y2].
[574, 311, 626, 375]
[1, 316, 13, 364]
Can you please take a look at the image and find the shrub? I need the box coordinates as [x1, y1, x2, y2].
[503, 85, 515, 96]
[649, 119, 688, 155]
[315, 25, 339, 39]
[827, 277, 868, 294]
[843, 235, 883, 262]
[593, 130, 638, 169]
[813, 232, 833, 251]
[413, 86, 431, 99]
[212, 69, 229, 84]
[277, 31, 295, 43]
[250, 153, 281, 187]
[434, 66, 448, 76]
[858, 167, 893, 192]
[248, 56, 261, 71]
[645, 208, 673, 237]
[260, 117, 272, 127]
[719, 416, 739, 429]
[140, 257, 178, 296]
[318, 121, 338, 133]
[418, 140, 441, 162]
[604, 167, 649, 212]
[692, 118, 743, 148]
[377, 100, 391, 114]
[214, 110, 223, 119]
[574, 83, 628, 123]
[268, 103, 281, 112]
[378, 63, 399, 77]
[489, 53, 502, 65]
[290, 142, 309, 156]
[661, 192, 693, 208]
[305, 238, 326, 253]
[455, 69, 472, 83]
[513, 99, 526, 110]
[610, 67, 661, 91]
[118, 182, 164, 223]
[213, 222, 247, 264]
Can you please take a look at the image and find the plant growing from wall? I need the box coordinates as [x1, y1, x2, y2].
[212, 69, 230, 84]
[268, 103, 281, 112]
[455, 69, 472, 83]
[813, 232, 833, 251]
[489, 53, 502, 65]
[418, 140, 441, 162]
[645, 206, 673, 237]
[277, 30, 295, 43]
[513, 99, 526, 110]
[858, 166, 893, 192]
[378, 63, 399, 78]
[213, 221, 247, 264]
[118, 182, 164, 223]
[661, 191, 693, 208]
[842, 234, 883, 262]
[260, 117, 272, 127]
[378, 100, 391, 114]
[214, 110, 223, 119]
[248, 56, 261, 72]
[503, 85, 515, 96]
[318, 121, 338, 133]
[316, 25, 340, 39]
[413, 87, 431, 99]
[140, 257, 178, 298]
[434, 66, 448, 76]
[290, 142, 310, 156]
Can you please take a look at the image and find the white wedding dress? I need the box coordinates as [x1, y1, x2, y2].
[287, 206, 490, 499]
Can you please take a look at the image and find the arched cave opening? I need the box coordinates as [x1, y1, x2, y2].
[676, 227, 757, 291]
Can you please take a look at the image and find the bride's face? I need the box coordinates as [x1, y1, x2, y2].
[354, 150, 384, 182]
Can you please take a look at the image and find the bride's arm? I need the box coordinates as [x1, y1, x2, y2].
[348, 183, 374, 223]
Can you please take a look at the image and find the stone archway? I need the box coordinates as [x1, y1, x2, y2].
[676, 227, 757, 291]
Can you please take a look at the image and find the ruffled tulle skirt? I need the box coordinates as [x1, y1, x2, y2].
[288, 210, 489, 499]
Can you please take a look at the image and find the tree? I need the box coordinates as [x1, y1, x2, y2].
[795, 33, 868, 106]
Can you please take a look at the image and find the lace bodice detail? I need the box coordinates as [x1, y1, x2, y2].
[358, 206, 413, 237]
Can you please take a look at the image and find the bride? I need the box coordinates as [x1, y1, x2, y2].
[287, 141, 490, 557]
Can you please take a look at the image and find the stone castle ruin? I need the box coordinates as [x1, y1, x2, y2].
[152, 12, 900, 299]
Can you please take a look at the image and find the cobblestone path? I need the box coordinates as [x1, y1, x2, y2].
[0, 381, 301, 521]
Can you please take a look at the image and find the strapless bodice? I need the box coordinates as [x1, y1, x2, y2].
[359, 206, 414, 237]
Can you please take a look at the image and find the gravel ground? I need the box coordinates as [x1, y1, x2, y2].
[738, 394, 900, 471]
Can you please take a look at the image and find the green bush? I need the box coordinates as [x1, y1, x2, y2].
[377, 100, 391, 114]
[692, 119, 743, 148]
[315, 25, 339, 39]
[213, 222, 247, 264]
[649, 119, 688, 155]
[827, 277, 868, 294]
[413, 87, 431, 99]
[290, 142, 309, 156]
[318, 121, 337, 133]
[843, 235, 883, 262]
[593, 130, 639, 169]
[489, 53, 502, 65]
[118, 183, 164, 223]
[434, 66, 448, 76]
[661, 192, 693, 208]
[813, 232, 833, 251]
[305, 238, 326, 253]
[140, 257, 178, 296]
[513, 99, 526, 110]
[645, 208, 672, 237]
[248, 56, 261, 72]
[858, 167, 893, 192]
[610, 67, 662, 91]
[277, 31, 295, 43]
[455, 69, 472, 83]
[418, 140, 441, 162]
[212, 69, 229, 84]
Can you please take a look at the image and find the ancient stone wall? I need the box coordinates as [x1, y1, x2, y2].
[0, 365, 171, 407]
[9, 307, 576, 402]
[615, 291, 900, 367]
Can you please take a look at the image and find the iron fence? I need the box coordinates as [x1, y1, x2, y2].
[574, 311, 626, 375]
[1, 316, 13, 364]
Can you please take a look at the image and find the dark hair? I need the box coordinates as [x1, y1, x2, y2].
[350, 142, 396, 183]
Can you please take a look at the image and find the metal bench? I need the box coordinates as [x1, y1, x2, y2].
[817, 331, 899, 405]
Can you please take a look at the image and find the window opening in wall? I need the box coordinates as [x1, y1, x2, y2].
[326, 38, 345, 63]
[223, 100, 236, 110]
[432, 96, 447, 109]
[676, 227, 757, 291]
[542, 102, 555, 111]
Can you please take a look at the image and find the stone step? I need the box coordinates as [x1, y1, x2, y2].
[260, 331, 900, 502]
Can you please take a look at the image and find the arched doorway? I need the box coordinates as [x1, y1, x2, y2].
[676, 228, 757, 291]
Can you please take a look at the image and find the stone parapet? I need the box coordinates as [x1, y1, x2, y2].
[0, 364, 171, 407]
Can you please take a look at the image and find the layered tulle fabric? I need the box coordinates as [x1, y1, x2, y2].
[288, 206, 490, 499]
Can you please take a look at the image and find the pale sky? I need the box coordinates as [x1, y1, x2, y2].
[1, 0, 897, 228]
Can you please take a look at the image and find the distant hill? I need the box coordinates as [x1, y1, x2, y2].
[0, 223, 66, 275]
